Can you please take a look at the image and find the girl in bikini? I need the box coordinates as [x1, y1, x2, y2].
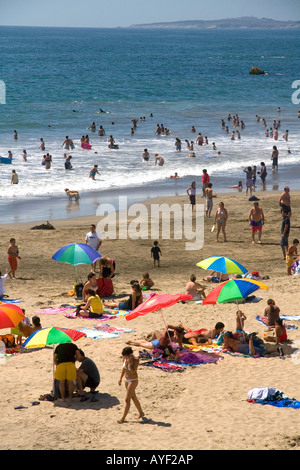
[118, 347, 145, 424]
[214, 202, 228, 242]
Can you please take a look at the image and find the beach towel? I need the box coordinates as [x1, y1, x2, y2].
[64, 308, 130, 320]
[141, 361, 185, 372]
[280, 315, 300, 321]
[77, 328, 119, 339]
[0, 298, 23, 303]
[94, 323, 134, 334]
[34, 306, 74, 315]
[256, 315, 298, 329]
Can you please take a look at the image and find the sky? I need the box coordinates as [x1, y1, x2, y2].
[0, 0, 300, 28]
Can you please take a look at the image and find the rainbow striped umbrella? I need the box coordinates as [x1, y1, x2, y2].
[203, 279, 269, 305]
[0, 304, 25, 329]
[196, 256, 248, 275]
[22, 326, 86, 349]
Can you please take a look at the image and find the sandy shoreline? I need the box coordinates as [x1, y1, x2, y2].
[1, 188, 300, 451]
[1, 159, 300, 225]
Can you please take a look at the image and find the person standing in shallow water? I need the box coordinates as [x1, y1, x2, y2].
[117, 346, 145, 424]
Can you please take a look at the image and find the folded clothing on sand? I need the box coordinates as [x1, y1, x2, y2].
[248, 387, 300, 409]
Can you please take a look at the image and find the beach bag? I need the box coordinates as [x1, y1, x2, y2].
[74, 283, 84, 298]
[0, 334, 16, 348]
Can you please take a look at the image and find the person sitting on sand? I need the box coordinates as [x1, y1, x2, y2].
[286, 239, 299, 275]
[82, 272, 98, 302]
[18, 315, 42, 338]
[264, 318, 287, 345]
[104, 281, 142, 311]
[261, 299, 280, 328]
[222, 331, 280, 357]
[77, 289, 103, 318]
[139, 272, 154, 290]
[185, 274, 206, 300]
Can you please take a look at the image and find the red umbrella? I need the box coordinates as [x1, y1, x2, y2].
[125, 293, 193, 321]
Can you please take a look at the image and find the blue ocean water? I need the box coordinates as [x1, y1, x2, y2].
[0, 26, 300, 223]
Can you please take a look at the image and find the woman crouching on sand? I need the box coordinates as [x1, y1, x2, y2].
[118, 346, 145, 424]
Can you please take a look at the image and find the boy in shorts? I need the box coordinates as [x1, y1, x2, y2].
[151, 241, 162, 267]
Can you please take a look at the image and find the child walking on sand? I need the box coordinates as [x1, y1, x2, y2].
[151, 241, 162, 267]
[7, 238, 21, 279]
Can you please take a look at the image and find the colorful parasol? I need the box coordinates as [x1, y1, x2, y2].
[196, 256, 248, 275]
[0, 304, 25, 329]
[22, 326, 86, 349]
[203, 279, 269, 305]
[52, 243, 101, 266]
[52, 243, 102, 280]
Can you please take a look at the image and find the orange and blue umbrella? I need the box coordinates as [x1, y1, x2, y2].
[203, 279, 269, 305]
[0, 304, 25, 329]
[22, 326, 86, 349]
[196, 256, 248, 275]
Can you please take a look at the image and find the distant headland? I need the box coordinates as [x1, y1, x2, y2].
[129, 16, 300, 30]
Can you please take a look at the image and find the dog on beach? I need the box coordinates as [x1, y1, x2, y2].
[64, 188, 80, 201]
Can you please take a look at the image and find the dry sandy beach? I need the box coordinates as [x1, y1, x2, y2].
[0, 188, 300, 451]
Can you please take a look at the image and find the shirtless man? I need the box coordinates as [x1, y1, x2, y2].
[248, 202, 265, 244]
[279, 186, 291, 218]
[205, 183, 213, 217]
[7, 238, 20, 279]
[196, 133, 203, 145]
[62, 136, 72, 149]
[185, 274, 206, 300]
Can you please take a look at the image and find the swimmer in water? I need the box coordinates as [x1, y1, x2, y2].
[142, 149, 150, 161]
[155, 154, 164, 166]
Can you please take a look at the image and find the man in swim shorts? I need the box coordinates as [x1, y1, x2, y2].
[248, 202, 264, 244]
[279, 186, 291, 218]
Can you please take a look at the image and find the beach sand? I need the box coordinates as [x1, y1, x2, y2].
[0, 188, 300, 451]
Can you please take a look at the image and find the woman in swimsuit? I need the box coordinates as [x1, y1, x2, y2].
[103, 281, 142, 311]
[214, 202, 228, 242]
[118, 346, 145, 423]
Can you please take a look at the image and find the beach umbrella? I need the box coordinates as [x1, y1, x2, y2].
[196, 256, 248, 275]
[52, 243, 102, 280]
[22, 326, 86, 399]
[0, 304, 25, 329]
[22, 326, 86, 349]
[125, 293, 193, 321]
[203, 279, 269, 305]
[125, 293, 193, 344]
